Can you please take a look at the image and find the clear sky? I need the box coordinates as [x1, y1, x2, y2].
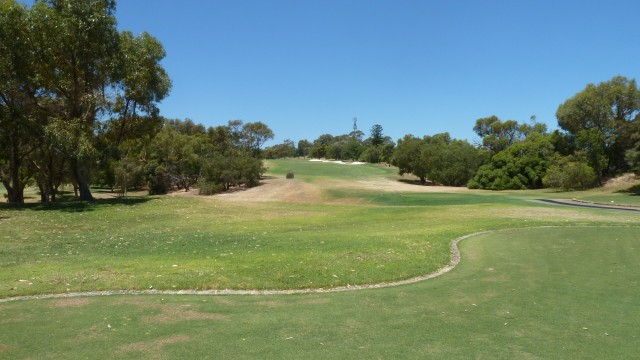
[113, 0, 640, 146]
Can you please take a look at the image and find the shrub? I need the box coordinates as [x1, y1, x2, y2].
[286, 171, 294, 179]
[543, 155, 596, 190]
[197, 182, 226, 195]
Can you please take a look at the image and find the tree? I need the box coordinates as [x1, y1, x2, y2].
[0, 0, 38, 203]
[242, 121, 274, 157]
[296, 139, 312, 157]
[370, 124, 384, 146]
[473, 116, 521, 153]
[421, 134, 484, 186]
[264, 139, 296, 159]
[392, 135, 429, 184]
[543, 153, 596, 190]
[556, 76, 640, 178]
[29, 0, 122, 200]
[468, 133, 554, 190]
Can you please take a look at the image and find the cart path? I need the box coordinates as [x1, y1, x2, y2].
[536, 199, 640, 212]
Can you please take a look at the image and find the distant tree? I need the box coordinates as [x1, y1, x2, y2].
[309, 134, 334, 158]
[264, 139, 296, 159]
[421, 133, 485, 186]
[242, 121, 274, 157]
[392, 135, 429, 184]
[296, 139, 312, 157]
[370, 124, 384, 146]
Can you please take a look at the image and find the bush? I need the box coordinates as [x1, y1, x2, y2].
[286, 171, 294, 179]
[543, 156, 596, 190]
[197, 182, 226, 195]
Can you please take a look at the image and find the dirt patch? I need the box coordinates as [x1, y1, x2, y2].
[118, 335, 190, 355]
[604, 173, 640, 188]
[352, 179, 473, 194]
[113, 298, 227, 323]
[50, 298, 93, 308]
[215, 178, 323, 203]
[143, 306, 227, 324]
[255, 300, 284, 308]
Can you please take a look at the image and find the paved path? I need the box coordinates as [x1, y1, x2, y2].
[536, 199, 640, 212]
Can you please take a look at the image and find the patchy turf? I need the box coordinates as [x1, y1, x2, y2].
[1, 226, 638, 359]
[1, 159, 640, 358]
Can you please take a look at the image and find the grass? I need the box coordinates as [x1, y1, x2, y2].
[266, 158, 398, 181]
[1, 159, 640, 358]
[1, 226, 638, 359]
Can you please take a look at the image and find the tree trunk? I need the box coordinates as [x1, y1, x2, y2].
[6, 141, 25, 203]
[419, 176, 426, 185]
[72, 160, 94, 201]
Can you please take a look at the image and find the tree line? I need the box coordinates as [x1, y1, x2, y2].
[0, 0, 272, 204]
[3, 1, 639, 204]
[268, 76, 640, 191]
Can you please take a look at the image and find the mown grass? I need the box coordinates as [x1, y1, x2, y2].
[1, 226, 638, 359]
[266, 158, 398, 181]
[5, 193, 621, 298]
[2, 159, 640, 358]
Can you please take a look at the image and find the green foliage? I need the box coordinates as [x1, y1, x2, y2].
[468, 133, 554, 190]
[370, 124, 384, 146]
[296, 139, 312, 157]
[393, 133, 482, 186]
[543, 153, 596, 190]
[286, 170, 294, 179]
[0, 0, 171, 202]
[556, 76, 640, 178]
[264, 139, 296, 159]
[196, 181, 225, 195]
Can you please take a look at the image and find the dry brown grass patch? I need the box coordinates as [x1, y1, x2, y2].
[142, 306, 227, 324]
[50, 298, 93, 308]
[118, 335, 190, 355]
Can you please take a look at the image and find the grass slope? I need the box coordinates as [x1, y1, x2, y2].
[1, 227, 638, 359]
[1, 159, 640, 358]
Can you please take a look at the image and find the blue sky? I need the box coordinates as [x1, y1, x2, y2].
[113, 0, 640, 146]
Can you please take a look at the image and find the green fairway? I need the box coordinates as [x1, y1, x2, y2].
[266, 158, 398, 181]
[1, 226, 638, 359]
[1, 159, 640, 358]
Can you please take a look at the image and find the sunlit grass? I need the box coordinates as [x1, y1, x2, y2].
[266, 158, 399, 181]
[2, 227, 639, 359]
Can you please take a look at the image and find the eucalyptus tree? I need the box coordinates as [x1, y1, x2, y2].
[0, 0, 37, 203]
[556, 76, 640, 178]
[28, 0, 121, 200]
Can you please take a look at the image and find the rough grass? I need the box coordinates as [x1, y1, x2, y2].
[1, 227, 639, 359]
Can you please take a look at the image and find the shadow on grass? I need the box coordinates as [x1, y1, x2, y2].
[0, 197, 153, 213]
[617, 184, 640, 196]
